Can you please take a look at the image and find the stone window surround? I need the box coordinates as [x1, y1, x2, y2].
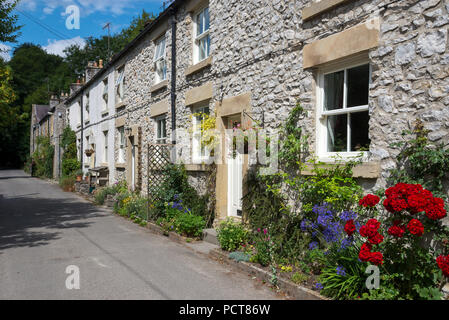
[302, 0, 354, 21]
[153, 35, 168, 84]
[192, 3, 210, 65]
[185, 81, 213, 106]
[315, 54, 371, 161]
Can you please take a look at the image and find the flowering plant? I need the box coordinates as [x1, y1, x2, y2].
[346, 183, 449, 299]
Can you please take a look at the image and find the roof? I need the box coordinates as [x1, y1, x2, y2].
[65, 0, 180, 105]
[34, 105, 50, 123]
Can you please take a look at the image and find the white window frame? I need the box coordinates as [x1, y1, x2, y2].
[103, 130, 108, 163]
[153, 36, 167, 84]
[102, 79, 109, 111]
[316, 56, 371, 161]
[192, 106, 210, 163]
[156, 116, 167, 144]
[115, 67, 125, 103]
[193, 6, 210, 64]
[118, 126, 125, 163]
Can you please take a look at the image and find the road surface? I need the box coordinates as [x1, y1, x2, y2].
[0, 170, 283, 300]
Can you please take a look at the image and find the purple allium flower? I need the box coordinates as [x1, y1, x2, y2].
[309, 241, 319, 250]
[336, 266, 346, 276]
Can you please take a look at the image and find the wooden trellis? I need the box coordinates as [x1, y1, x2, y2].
[146, 143, 173, 201]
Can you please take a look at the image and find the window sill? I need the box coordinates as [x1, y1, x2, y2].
[150, 80, 168, 93]
[115, 101, 126, 110]
[84, 119, 90, 125]
[302, 0, 353, 21]
[185, 56, 212, 77]
[76, 123, 81, 129]
[101, 110, 109, 117]
[185, 164, 212, 172]
[115, 163, 126, 169]
[100, 162, 109, 167]
[301, 161, 380, 179]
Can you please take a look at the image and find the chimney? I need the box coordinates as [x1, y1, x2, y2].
[70, 83, 83, 96]
[85, 60, 102, 83]
[49, 95, 60, 108]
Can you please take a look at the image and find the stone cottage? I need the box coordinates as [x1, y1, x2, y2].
[60, 0, 449, 224]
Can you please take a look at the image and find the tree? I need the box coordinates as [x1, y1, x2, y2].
[0, 0, 21, 43]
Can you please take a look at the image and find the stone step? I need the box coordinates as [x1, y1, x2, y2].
[202, 228, 219, 246]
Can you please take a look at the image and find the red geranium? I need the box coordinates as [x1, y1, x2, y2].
[425, 197, 447, 220]
[358, 242, 383, 265]
[360, 219, 381, 238]
[436, 255, 449, 277]
[359, 194, 380, 207]
[407, 219, 424, 237]
[344, 220, 356, 236]
[368, 233, 384, 245]
[388, 224, 406, 238]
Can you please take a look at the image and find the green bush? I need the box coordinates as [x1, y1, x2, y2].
[217, 218, 249, 252]
[62, 158, 80, 177]
[291, 272, 309, 285]
[60, 127, 80, 178]
[59, 175, 75, 191]
[32, 136, 54, 178]
[175, 212, 205, 238]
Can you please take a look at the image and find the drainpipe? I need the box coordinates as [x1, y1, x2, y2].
[80, 95, 84, 170]
[170, 7, 177, 161]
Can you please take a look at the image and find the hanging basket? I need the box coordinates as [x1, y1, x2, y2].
[85, 149, 94, 157]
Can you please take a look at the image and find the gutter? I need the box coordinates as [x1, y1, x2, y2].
[170, 6, 177, 158]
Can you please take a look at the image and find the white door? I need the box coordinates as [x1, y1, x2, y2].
[227, 117, 243, 217]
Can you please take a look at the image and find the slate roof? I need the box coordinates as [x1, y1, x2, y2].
[34, 105, 50, 123]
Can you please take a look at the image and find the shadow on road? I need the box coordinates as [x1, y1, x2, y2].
[0, 194, 104, 253]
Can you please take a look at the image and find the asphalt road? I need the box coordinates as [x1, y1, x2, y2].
[0, 170, 283, 300]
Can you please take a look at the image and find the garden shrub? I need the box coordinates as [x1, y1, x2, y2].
[32, 136, 54, 178]
[291, 271, 309, 285]
[59, 175, 75, 192]
[60, 127, 80, 178]
[174, 212, 205, 238]
[216, 218, 249, 252]
[229, 251, 250, 262]
[152, 164, 213, 227]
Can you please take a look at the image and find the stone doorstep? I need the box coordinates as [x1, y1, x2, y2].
[209, 248, 328, 301]
[203, 228, 219, 245]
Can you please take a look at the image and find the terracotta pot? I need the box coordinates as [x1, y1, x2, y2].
[76, 175, 82, 182]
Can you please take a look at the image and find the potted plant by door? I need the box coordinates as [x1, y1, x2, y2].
[75, 169, 83, 182]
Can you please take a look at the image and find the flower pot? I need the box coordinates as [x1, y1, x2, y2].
[76, 175, 82, 182]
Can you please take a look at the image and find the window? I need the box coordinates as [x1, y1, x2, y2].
[153, 36, 167, 83]
[116, 67, 125, 103]
[103, 131, 108, 163]
[102, 79, 108, 110]
[317, 62, 371, 158]
[194, 6, 210, 63]
[118, 126, 125, 163]
[156, 116, 167, 144]
[85, 135, 90, 165]
[192, 106, 210, 162]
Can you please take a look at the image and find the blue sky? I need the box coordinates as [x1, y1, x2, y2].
[0, 0, 167, 61]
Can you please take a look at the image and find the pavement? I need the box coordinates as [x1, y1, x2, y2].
[0, 169, 284, 300]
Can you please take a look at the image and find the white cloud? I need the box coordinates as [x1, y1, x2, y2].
[43, 36, 86, 57]
[0, 44, 12, 62]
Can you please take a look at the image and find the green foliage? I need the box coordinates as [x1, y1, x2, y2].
[291, 271, 309, 285]
[389, 119, 449, 199]
[318, 244, 368, 300]
[217, 218, 249, 252]
[31, 136, 54, 178]
[174, 213, 206, 238]
[0, 0, 21, 43]
[59, 175, 75, 191]
[152, 164, 213, 226]
[60, 127, 80, 177]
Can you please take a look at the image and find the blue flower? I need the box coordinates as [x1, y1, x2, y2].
[340, 210, 357, 222]
[340, 236, 354, 250]
[308, 241, 319, 250]
[315, 283, 323, 290]
[336, 266, 346, 276]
